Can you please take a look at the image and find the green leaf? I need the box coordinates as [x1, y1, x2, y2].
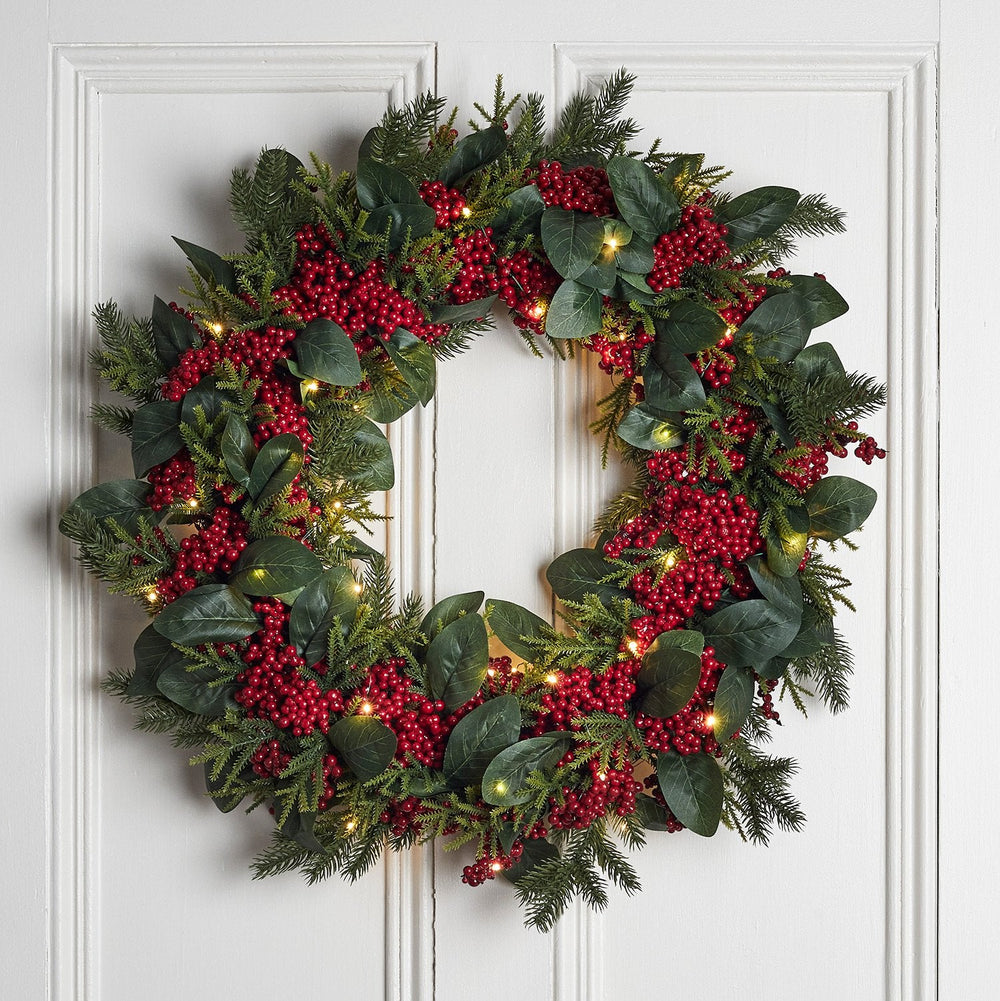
[172, 237, 237, 294]
[128, 624, 186, 696]
[221, 416, 257, 489]
[574, 256, 617, 293]
[156, 662, 236, 717]
[656, 751, 723, 837]
[540, 207, 607, 280]
[131, 401, 183, 477]
[745, 554, 803, 617]
[756, 656, 790, 681]
[714, 186, 799, 247]
[503, 837, 559, 883]
[616, 405, 683, 451]
[544, 279, 603, 340]
[654, 299, 727, 355]
[329, 716, 398, 782]
[231, 536, 323, 596]
[643, 344, 706, 415]
[362, 202, 436, 250]
[613, 236, 656, 274]
[634, 795, 672, 831]
[638, 630, 705, 718]
[756, 397, 796, 448]
[793, 341, 846, 383]
[442, 695, 522, 789]
[430, 295, 497, 324]
[703, 599, 800, 667]
[366, 377, 420, 423]
[482, 733, 573, 807]
[805, 475, 878, 540]
[490, 185, 545, 242]
[546, 548, 623, 605]
[356, 158, 422, 209]
[352, 419, 395, 491]
[279, 806, 324, 853]
[426, 613, 489, 712]
[603, 218, 633, 247]
[289, 567, 359, 665]
[487, 599, 549, 663]
[151, 295, 201, 368]
[180, 377, 231, 427]
[438, 125, 507, 186]
[295, 319, 363, 387]
[766, 505, 810, 577]
[783, 275, 849, 327]
[247, 433, 304, 506]
[738, 292, 812, 362]
[779, 605, 835, 659]
[712, 665, 755, 742]
[386, 328, 436, 405]
[420, 591, 485, 641]
[605, 156, 680, 239]
[615, 271, 659, 305]
[60, 479, 154, 536]
[152, 584, 260, 645]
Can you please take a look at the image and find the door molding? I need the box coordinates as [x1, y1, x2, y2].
[553, 42, 938, 1001]
[48, 42, 437, 1001]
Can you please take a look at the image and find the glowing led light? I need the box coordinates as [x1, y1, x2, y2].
[545, 673, 559, 685]
[490, 862, 503, 872]
[487, 668, 496, 678]
[187, 498, 199, 509]
[494, 781, 507, 795]
[353, 582, 363, 594]
[332, 500, 343, 511]
[145, 589, 159, 604]
[359, 702, 373, 715]
[529, 302, 546, 320]
[345, 818, 357, 832]
[303, 380, 320, 393]
[597, 772, 607, 781]
[705, 714, 717, 730]
[663, 553, 678, 571]
[210, 322, 224, 335]
[606, 238, 619, 251]
[461, 206, 472, 218]
[626, 640, 639, 655]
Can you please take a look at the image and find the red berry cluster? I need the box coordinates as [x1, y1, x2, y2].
[549, 758, 641, 830]
[496, 249, 560, 335]
[461, 841, 524, 886]
[153, 507, 249, 602]
[646, 205, 730, 292]
[531, 661, 639, 734]
[235, 600, 344, 737]
[251, 738, 292, 778]
[530, 161, 615, 215]
[146, 452, 198, 510]
[854, 435, 886, 464]
[379, 795, 424, 837]
[419, 180, 468, 228]
[586, 318, 655, 378]
[634, 646, 726, 755]
[446, 228, 504, 304]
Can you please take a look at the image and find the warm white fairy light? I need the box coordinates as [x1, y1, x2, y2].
[146, 589, 159, 604]
[345, 818, 357, 832]
[605, 238, 619, 251]
[705, 714, 717, 730]
[303, 380, 320, 394]
[487, 667, 496, 678]
[597, 772, 607, 781]
[210, 322, 224, 335]
[353, 582, 363, 594]
[545, 672, 558, 686]
[461, 206, 472, 218]
[626, 639, 639, 655]
[490, 862, 502, 872]
[530, 301, 546, 320]
[187, 498, 199, 509]
[359, 702, 373, 715]
[332, 500, 343, 511]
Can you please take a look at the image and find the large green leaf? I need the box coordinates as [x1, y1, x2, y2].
[153, 584, 260, 645]
[128, 624, 186, 696]
[613, 235, 656, 274]
[203, 760, 246, 813]
[714, 186, 799, 247]
[231, 536, 323, 596]
[420, 591, 485, 641]
[481, 733, 573, 807]
[656, 751, 723, 837]
[247, 433, 304, 506]
[487, 599, 548, 662]
[643, 344, 706, 414]
[430, 295, 497, 324]
[221, 416, 257, 489]
[289, 567, 358, 665]
[712, 665, 755, 742]
[386, 328, 436, 405]
[278, 805, 324, 853]
[766, 505, 811, 577]
[503, 837, 560, 883]
[805, 475, 878, 540]
[793, 341, 846, 383]
[366, 377, 420, 424]
[356, 158, 422, 209]
[60, 479, 154, 536]
[330, 716, 397, 782]
[783, 274, 849, 327]
[702, 599, 800, 667]
[362, 202, 436, 250]
[131, 401, 183, 477]
[638, 630, 705, 718]
[490, 185, 545, 241]
[180, 377, 231, 428]
[351, 419, 395, 491]
[546, 548, 623, 605]
[544, 279, 603, 340]
[779, 605, 835, 659]
[294, 318, 363, 387]
[156, 662, 236, 716]
[634, 794, 672, 831]
[540, 207, 607, 280]
[745, 554, 803, 617]
[654, 299, 727, 355]
[605, 156, 681, 239]
[172, 237, 237, 294]
[151, 295, 201, 368]
[615, 405, 683, 452]
[738, 292, 813, 362]
[426, 613, 489, 711]
[438, 125, 507, 186]
[442, 695, 521, 789]
[574, 256, 617, 293]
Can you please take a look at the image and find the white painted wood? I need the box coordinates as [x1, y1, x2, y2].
[1, 3, 970, 999]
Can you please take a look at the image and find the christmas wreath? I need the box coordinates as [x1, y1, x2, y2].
[60, 72, 885, 930]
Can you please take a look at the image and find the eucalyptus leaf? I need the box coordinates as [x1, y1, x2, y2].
[540, 206, 607, 280]
[487, 599, 549, 662]
[481, 733, 573, 807]
[438, 125, 507, 186]
[180, 377, 231, 428]
[172, 237, 237, 294]
[430, 295, 497, 324]
[156, 662, 236, 717]
[420, 591, 485, 641]
[779, 605, 835, 659]
[295, 318, 363, 387]
[231, 535, 324, 596]
[289, 567, 358, 665]
[783, 274, 849, 327]
[426, 613, 489, 711]
[702, 599, 800, 667]
[367, 377, 420, 423]
[805, 475, 878, 540]
[605, 156, 680, 239]
[745, 554, 803, 617]
[544, 279, 603, 340]
[60, 479, 154, 537]
[443, 695, 521, 789]
[638, 630, 705, 718]
[643, 344, 706, 415]
[152, 584, 260, 645]
[330, 716, 398, 781]
[247, 433, 304, 506]
[221, 416, 257, 489]
[362, 202, 436, 250]
[738, 292, 813, 362]
[766, 505, 811, 577]
[128, 624, 186, 696]
[656, 751, 723, 837]
[356, 158, 422, 209]
[351, 419, 395, 491]
[546, 548, 623, 605]
[714, 186, 799, 248]
[654, 299, 727, 355]
[278, 807, 325, 853]
[503, 837, 559, 883]
[712, 666, 755, 742]
[386, 327, 436, 405]
[793, 341, 846, 383]
[151, 295, 201, 368]
[489, 185, 545, 241]
[613, 236, 656, 274]
[131, 401, 183, 477]
[634, 795, 672, 832]
[574, 255, 617, 293]
[616, 405, 683, 451]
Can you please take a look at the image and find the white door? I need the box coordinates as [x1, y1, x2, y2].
[3, 3, 993, 999]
